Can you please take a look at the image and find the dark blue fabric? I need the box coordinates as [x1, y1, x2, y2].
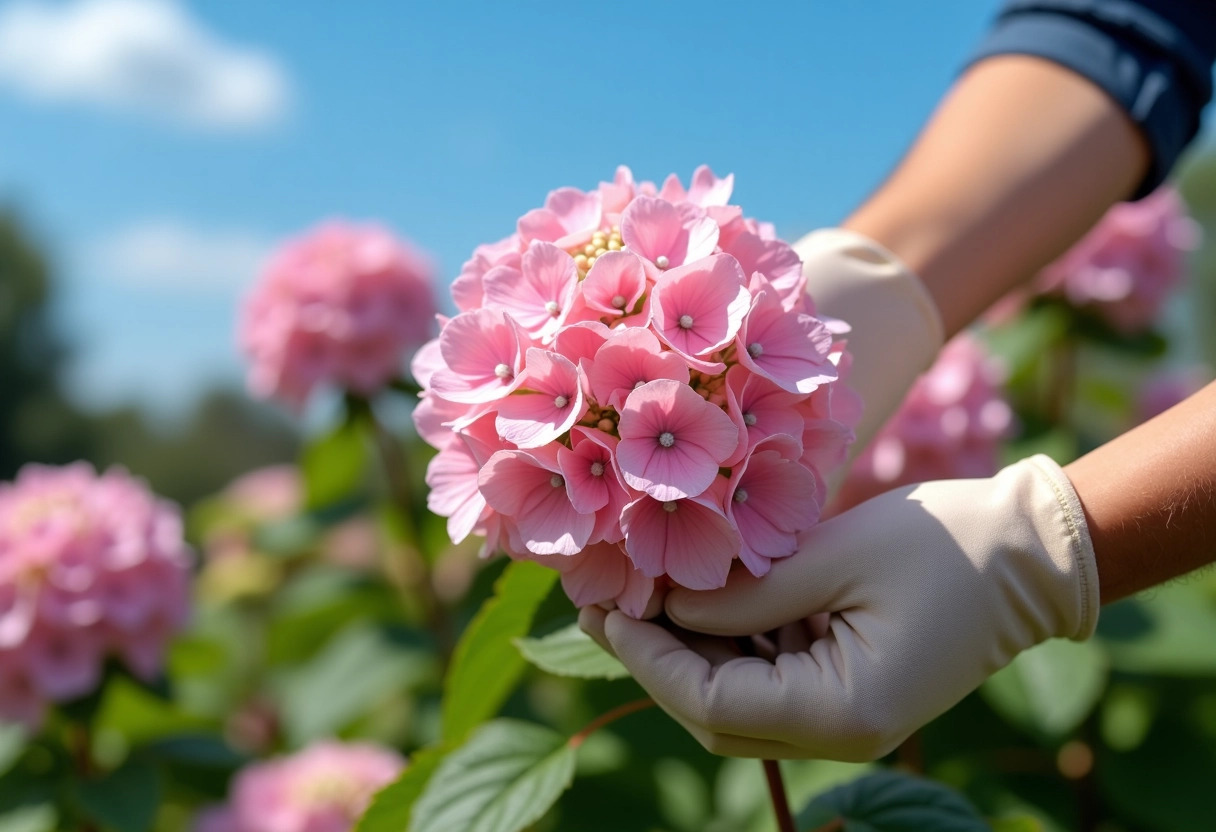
[968, 0, 1216, 198]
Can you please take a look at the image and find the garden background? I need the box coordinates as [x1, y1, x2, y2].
[3, 2, 1216, 830]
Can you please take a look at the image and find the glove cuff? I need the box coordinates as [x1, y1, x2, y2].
[1001, 455, 1102, 642]
[793, 228, 945, 453]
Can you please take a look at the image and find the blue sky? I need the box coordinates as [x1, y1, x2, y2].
[1, 0, 1012, 419]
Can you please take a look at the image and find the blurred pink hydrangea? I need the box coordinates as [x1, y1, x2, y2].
[835, 334, 1012, 510]
[0, 463, 191, 726]
[194, 741, 405, 832]
[239, 222, 438, 408]
[1038, 187, 1200, 333]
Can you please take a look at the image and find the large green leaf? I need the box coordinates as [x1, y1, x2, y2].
[72, 758, 161, 832]
[302, 415, 367, 510]
[442, 561, 558, 743]
[981, 638, 1108, 738]
[0, 723, 27, 777]
[355, 744, 449, 832]
[276, 622, 436, 745]
[410, 720, 575, 832]
[1097, 582, 1216, 676]
[515, 623, 628, 680]
[796, 770, 988, 832]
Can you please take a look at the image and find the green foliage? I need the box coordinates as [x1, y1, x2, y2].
[982, 638, 1108, 739]
[441, 560, 558, 743]
[515, 623, 629, 680]
[72, 758, 161, 832]
[796, 770, 989, 832]
[355, 744, 449, 832]
[410, 720, 576, 832]
[302, 413, 369, 510]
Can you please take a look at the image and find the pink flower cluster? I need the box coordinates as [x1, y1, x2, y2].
[0, 463, 191, 726]
[194, 741, 405, 832]
[834, 334, 1012, 511]
[240, 222, 438, 408]
[415, 166, 860, 614]
[1037, 187, 1200, 333]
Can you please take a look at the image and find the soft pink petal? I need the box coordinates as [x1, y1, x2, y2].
[557, 542, 627, 607]
[496, 349, 586, 448]
[587, 328, 689, 410]
[581, 251, 648, 317]
[620, 492, 739, 590]
[650, 254, 750, 358]
[736, 288, 837, 393]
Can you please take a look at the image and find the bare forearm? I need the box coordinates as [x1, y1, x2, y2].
[1065, 383, 1216, 604]
[844, 55, 1149, 337]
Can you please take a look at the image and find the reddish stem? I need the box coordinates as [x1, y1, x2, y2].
[568, 698, 655, 749]
[764, 759, 797, 832]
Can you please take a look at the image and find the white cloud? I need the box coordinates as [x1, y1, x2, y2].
[88, 220, 274, 291]
[0, 0, 291, 130]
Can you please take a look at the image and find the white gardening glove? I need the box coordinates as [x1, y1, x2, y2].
[580, 455, 1100, 761]
[795, 228, 944, 455]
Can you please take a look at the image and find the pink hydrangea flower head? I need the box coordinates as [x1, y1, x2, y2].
[649, 253, 751, 370]
[518, 187, 603, 249]
[620, 478, 741, 590]
[587, 327, 690, 411]
[580, 250, 648, 319]
[415, 165, 860, 610]
[735, 280, 837, 393]
[725, 435, 819, 577]
[1036, 186, 1200, 332]
[723, 365, 807, 466]
[479, 448, 594, 556]
[483, 241, 579, 342]
[495, 348, 587, 448]
[620, 195, 719, 271]
[428, 308, 531, 404]
[837, 334, 1012, 509]
[617, 379, 739, 501]
[239, 222, 438, 408]
[543, 541, 655, 619]
[0, 463, 191, 727]
[194, 740, 404, 832]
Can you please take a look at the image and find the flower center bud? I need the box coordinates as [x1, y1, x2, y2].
[747, 342, 764, 358]
[596, 417, 616, 432]
[550, 474, 564, 488]
[590, 461, 605, 477]
[658, 431, 676, 448]
[553, 394, 569, 409]
[611, 294, 627, 309]
[662, 501, 678, 513]
[655, 255, 670, 269]
[678, 314, 694, 330]
[743, 412, 758, 426]
[573, 226, 623, 274]
[545, 301, 561, 317]
[494, 363, 512, 379]
[634, 379, 646, 389]
[733, 488, 749, 503]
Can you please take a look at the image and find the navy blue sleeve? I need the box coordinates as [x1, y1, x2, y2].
[966, 0, 1216, 198]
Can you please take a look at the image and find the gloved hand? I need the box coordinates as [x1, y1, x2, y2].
[580, 454, 1100, 761]
[794, 228, 944, 455]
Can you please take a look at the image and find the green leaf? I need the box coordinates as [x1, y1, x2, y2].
[0, 723, 28, 777]
[442, 561, 558, 743]
[302, 415, 367, 510]
[991, 815, 1047, 832]
[73, 757, 161, 832]
[410, 720, 575, 832]
[143, 735, 247, 769]
[355, 744, 449, 832]
[1098, 582, 1216, 676]
[515, 623, 628, 679]
[796, 770, 988, 832]
[0, 804, 56, 832]
[276, 622, 436, 745]
[981, 638, 1108, 738]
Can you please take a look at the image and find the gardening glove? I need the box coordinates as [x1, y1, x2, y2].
[580, 454, 1100, 761]
[794, 228, 944, 455]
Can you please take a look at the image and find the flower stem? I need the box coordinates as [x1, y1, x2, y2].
[568, 698, 655, 749]
[763, 759, 797, 832]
